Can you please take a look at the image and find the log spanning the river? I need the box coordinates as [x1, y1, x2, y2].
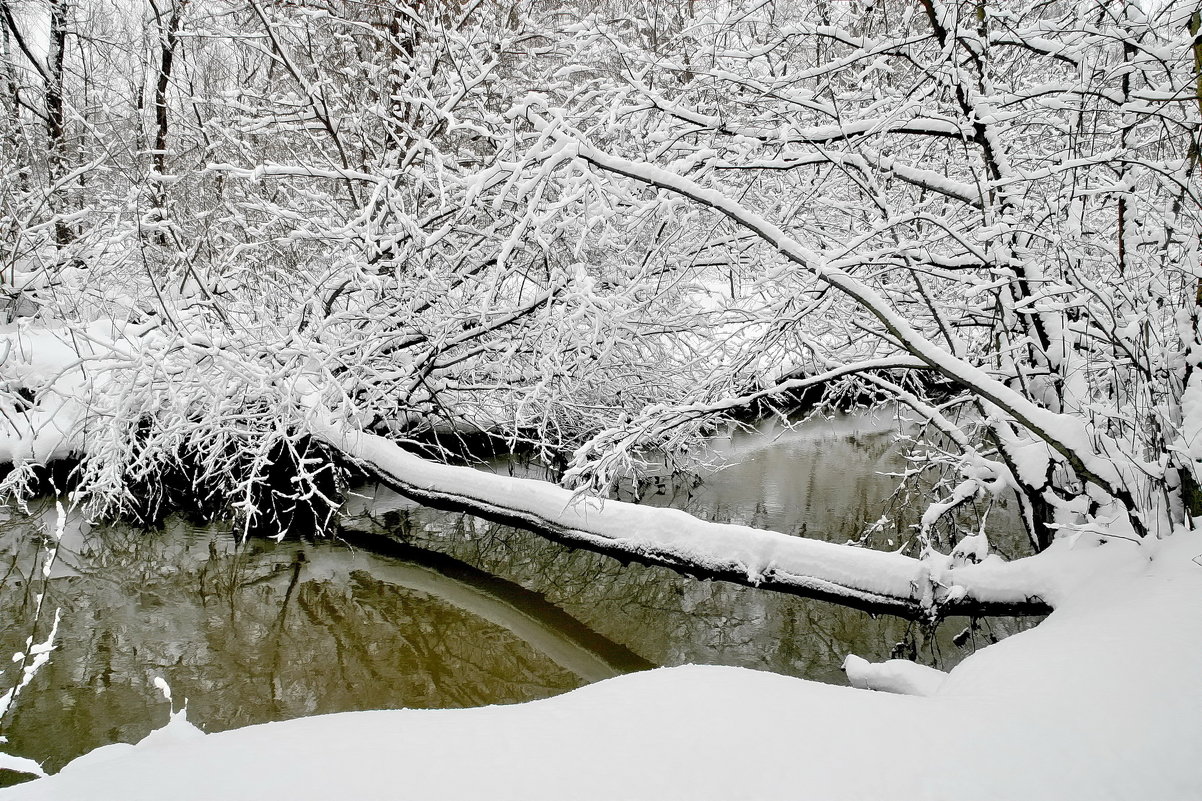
[312, 423, 1054, 621]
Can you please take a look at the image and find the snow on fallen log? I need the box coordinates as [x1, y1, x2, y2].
[312, 421, 1066, 618]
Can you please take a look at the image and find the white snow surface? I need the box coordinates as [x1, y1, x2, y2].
[4, 529, 1198, 801]
[0, 323, 96, 464]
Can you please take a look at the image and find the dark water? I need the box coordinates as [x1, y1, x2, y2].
[0, 412, 1035, 780]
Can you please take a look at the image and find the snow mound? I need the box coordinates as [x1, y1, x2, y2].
[842, 654, 947, 696]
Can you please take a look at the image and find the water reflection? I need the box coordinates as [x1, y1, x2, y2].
[653, 413, 912, 539]
[0, 508, 614, 776]
[482, 411, 1028, 554]
[346, 496, 1029, 690]
[0, 413, 1038, 781]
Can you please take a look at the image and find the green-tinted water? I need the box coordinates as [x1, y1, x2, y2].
[0, 412, 1035, 780]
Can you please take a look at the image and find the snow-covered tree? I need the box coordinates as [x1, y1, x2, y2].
[0, 0, 1198, 620]
[513, 0, 1202, 552]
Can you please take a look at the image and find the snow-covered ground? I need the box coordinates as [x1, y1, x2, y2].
[3, 528, 1198, 801]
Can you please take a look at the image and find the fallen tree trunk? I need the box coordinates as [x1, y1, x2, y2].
[311, 421, 1056, 620]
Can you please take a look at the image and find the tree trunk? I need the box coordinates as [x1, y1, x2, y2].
[151, 0, 183, 241]
[310, 420, 1053, 621]
[45, 0, 71, 248]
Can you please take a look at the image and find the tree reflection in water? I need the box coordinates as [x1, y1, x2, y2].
[0, 507, 600, 774]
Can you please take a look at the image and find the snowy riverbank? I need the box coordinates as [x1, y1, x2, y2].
[4, 528, 1198, 801]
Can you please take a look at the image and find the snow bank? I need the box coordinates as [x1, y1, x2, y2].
[0, 324, 96, 465]
[5, 530, 1197, 801]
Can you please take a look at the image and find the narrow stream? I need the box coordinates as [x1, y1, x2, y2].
[0, 412, 1037, 782]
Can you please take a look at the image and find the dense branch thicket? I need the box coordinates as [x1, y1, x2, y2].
[0, 0, 1198, 582]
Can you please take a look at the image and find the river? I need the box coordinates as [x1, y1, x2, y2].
[0, 411, 1036, 782]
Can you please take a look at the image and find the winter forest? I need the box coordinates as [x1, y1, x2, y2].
[0, 0, 1199, 798]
